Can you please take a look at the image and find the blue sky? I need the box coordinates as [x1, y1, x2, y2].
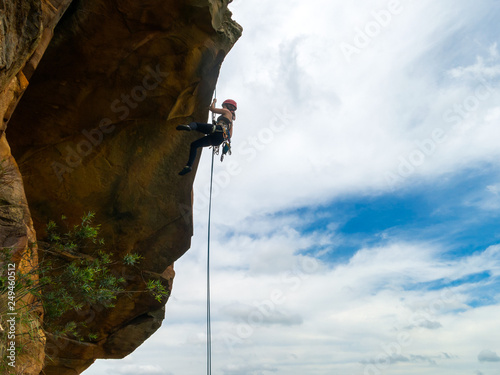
[84, 1, 500, 374]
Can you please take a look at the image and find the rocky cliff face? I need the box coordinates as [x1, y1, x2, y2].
[1, 1, 74, 373]
[0, 0, 241, 373]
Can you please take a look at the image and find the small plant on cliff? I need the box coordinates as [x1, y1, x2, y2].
[146, 279, 169, 303]
[123, 252, 143, 266]
[37, 212, 126, 336]
[40, 212, 170, 339]
[0, 212, 170, 346]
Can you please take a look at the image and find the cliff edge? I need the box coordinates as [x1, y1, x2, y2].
[0, 0, 241, 373]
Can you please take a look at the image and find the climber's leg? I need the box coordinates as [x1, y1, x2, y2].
[178, 136, 214, 175]
[176, 122, 216, 134]
[188, 136, 215, 165]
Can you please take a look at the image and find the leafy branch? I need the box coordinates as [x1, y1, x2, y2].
[0, 211, 170, 345]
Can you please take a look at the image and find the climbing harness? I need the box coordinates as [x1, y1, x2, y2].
[211, 115, 232, 162]
[212, 130, 231, 162]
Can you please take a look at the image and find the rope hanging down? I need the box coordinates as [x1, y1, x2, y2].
[206, 119, 216, 375]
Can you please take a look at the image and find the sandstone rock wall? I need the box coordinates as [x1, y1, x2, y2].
[1, 1, 73, 373]
[1, 0, 241, 373]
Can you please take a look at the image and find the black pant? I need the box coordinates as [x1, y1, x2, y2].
[186, 122, 224, 167]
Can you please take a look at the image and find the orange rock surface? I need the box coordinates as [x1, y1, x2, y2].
[1, 0, 241, 373]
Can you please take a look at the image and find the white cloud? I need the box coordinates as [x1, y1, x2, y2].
[198, 0, 500, 226]
[85, 233, 500, 375]
[448, 44, 500, 79]
[220, 362, 278, 375]
[220, 301, 303, 326]
[478, 349, 500, 362]
[113, 364, 169, 375]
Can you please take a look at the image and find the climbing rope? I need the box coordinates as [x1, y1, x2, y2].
[206, 107, 217, 375]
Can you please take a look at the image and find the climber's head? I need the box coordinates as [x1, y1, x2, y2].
[222, 99, 237, 112]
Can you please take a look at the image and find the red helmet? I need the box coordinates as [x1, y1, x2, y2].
[222, 99, 237, 110]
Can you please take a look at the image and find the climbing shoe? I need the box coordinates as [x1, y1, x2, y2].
[176, 125, 192, 131]
[178, 166, 192, 176]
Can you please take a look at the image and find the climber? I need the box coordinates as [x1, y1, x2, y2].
[177, 98, 237, 175]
